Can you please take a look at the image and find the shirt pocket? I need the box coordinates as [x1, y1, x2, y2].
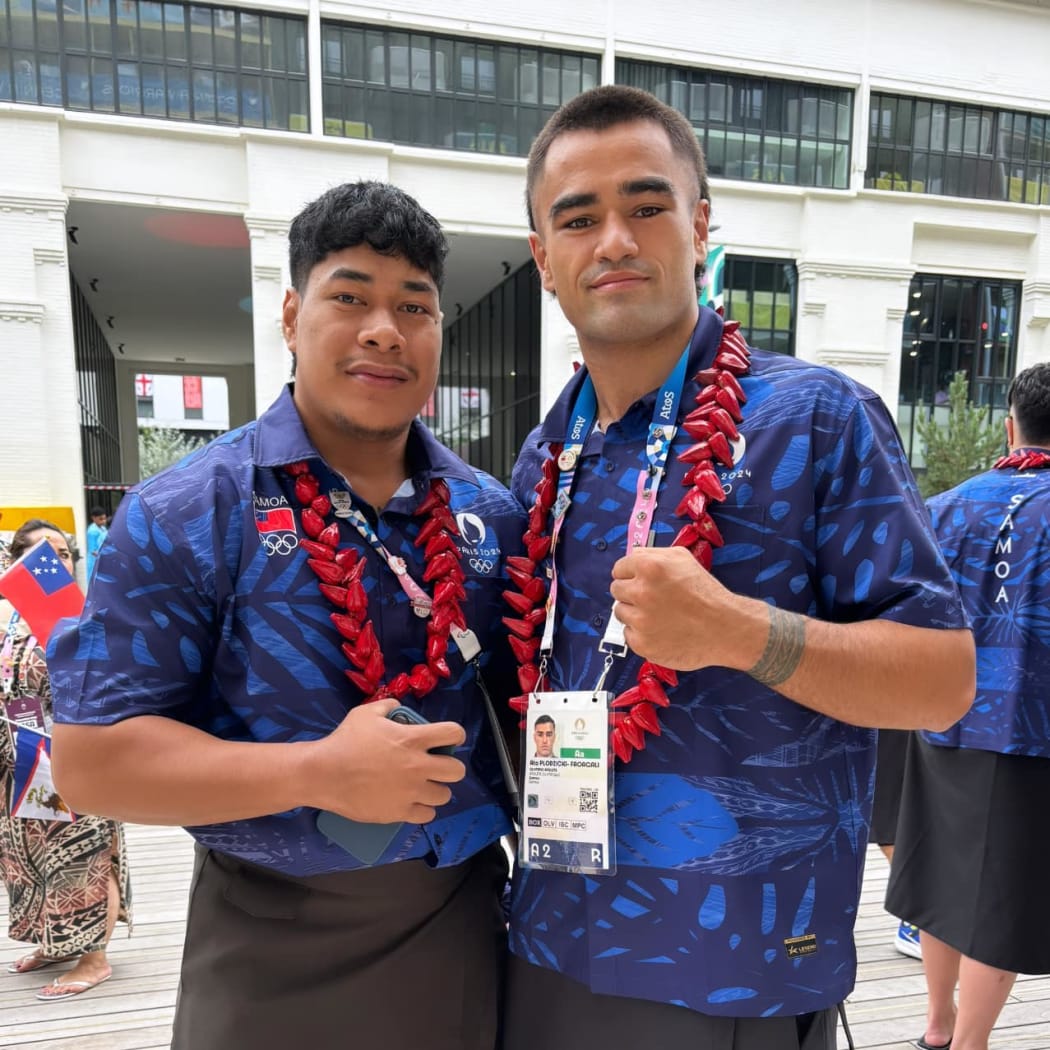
[709, 504, 771, 594]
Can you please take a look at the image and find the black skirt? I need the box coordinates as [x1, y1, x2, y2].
[172, 842, 509, 1050]
[868, 729, 910, 846]
[885, 735, 1050, 974]
[502, 954, 841, 1050]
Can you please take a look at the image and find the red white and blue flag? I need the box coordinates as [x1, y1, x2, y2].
[255, 506, 296, 534]
[0, 539, 84, 646]
[10, 726, 75, 822]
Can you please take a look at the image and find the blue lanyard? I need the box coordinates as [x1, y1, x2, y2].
[539, 347, 690, 658]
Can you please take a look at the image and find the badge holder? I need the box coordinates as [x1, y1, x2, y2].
[520, 689, 616, 875]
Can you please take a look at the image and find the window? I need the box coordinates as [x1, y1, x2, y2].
[897, 273, 1020, 467]
[617, 59, 853, 189]
[320, 22, 598, 155]
[867, 92, 1050, 204]
[0, 0, 308, 130]
[722, 255, 798, 356]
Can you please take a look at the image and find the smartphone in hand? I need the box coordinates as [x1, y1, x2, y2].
[387, 704, 457, 755]
[316, 706, 455, 864]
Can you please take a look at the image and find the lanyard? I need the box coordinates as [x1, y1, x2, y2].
[341, 503, 435, 617]
[335, 484, 514, 805]
[538, 348, 689, 667]
[334, 487, 483, 665]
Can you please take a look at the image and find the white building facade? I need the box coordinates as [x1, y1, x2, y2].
[2, 0, 1049, 544]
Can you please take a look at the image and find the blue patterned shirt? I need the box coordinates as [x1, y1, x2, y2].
[508, 307, 967, 1018]
[50, 386, 524, 876]
[923, 458, 1050, 757]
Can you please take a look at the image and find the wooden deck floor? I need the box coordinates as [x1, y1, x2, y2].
[1, 826, 1047, 1048]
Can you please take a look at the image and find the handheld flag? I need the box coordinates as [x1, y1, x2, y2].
[0, 539, 84, 646]
[11, 725, 75, 822]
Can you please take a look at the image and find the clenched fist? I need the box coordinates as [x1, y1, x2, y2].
[609, 546, 762, 672]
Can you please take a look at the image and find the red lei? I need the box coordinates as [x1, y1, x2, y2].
[283, 463, 468, 702]
[503, 320, 752, 763]
[994, 449, 1050, 471]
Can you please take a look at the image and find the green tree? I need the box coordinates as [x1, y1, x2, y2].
[138, 427, 207, 480]
[915, 371, 1003, 498]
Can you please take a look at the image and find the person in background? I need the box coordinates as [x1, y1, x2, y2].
[48, 181, 523, 1050]
[84, 507, 109, 582]
[887, 363, 1050, 1050]
[0, 519, 131, 1001]
[502, 84, 974, 1050]
[869, 728, 922, 959]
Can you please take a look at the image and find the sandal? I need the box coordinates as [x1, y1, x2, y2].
[6, 950, 64, 975]
[36, 972, 111, 1001]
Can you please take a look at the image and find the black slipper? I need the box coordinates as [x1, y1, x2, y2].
[916, 1038, 952, 1050]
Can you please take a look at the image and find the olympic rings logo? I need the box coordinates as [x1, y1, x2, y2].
[259, 532, 299, 556]
[468, 557, 495, 574]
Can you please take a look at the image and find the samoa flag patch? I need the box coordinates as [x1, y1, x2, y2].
[253, 498, 299, 556]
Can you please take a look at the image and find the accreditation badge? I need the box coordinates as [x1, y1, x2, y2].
[520, 690, 615, 875]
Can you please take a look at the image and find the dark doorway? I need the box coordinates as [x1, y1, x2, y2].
[431, 262, 541, 484]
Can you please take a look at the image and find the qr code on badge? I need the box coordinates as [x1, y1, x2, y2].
[579, 788, 599, 814]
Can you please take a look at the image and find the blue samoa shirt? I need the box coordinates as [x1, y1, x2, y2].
[508, 307, 967, 1018]
[923, 459, 1050, 758]
[49, 386, 524, 876]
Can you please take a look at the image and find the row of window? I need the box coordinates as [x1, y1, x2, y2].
[618, 60, 852, 190]
[2, 0, 307, 126]
[3, 1, 1049, 204]
[868, 93, 1050, 206]
[321, 25, 597, 152]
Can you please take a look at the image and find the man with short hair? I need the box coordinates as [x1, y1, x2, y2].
[887, 362, 1050, 1050]
[501, 85, 975, 1050]
[49, 181, 523, 1050]
[532, 714, 556, 758]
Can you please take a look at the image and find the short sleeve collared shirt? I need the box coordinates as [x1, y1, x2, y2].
[924, 460, 1050, 758]
[507, 307, 967, 1018]
[50, 386, 525, 876]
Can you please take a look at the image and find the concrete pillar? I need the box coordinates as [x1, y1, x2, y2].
[0, 112, 86, 552]
[795, 259, 914, 409]
[537, 292, 579, 416]
[245, 217, 292, 417]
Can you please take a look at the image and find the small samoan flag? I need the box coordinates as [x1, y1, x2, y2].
[0, 539, 84, 646]
[254, 506, 296, 534]
[11, 726, 75, 822]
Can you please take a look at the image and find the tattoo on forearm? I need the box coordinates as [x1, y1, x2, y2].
[747, 606, 805, 686]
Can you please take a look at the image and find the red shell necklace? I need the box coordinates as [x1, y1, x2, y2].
[504, 320, 752, 763]
[994, 449, 1050, 470]
[283, 462, 467, 702]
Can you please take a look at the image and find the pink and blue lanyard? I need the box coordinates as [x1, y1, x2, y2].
[539, 348, 689, 672]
